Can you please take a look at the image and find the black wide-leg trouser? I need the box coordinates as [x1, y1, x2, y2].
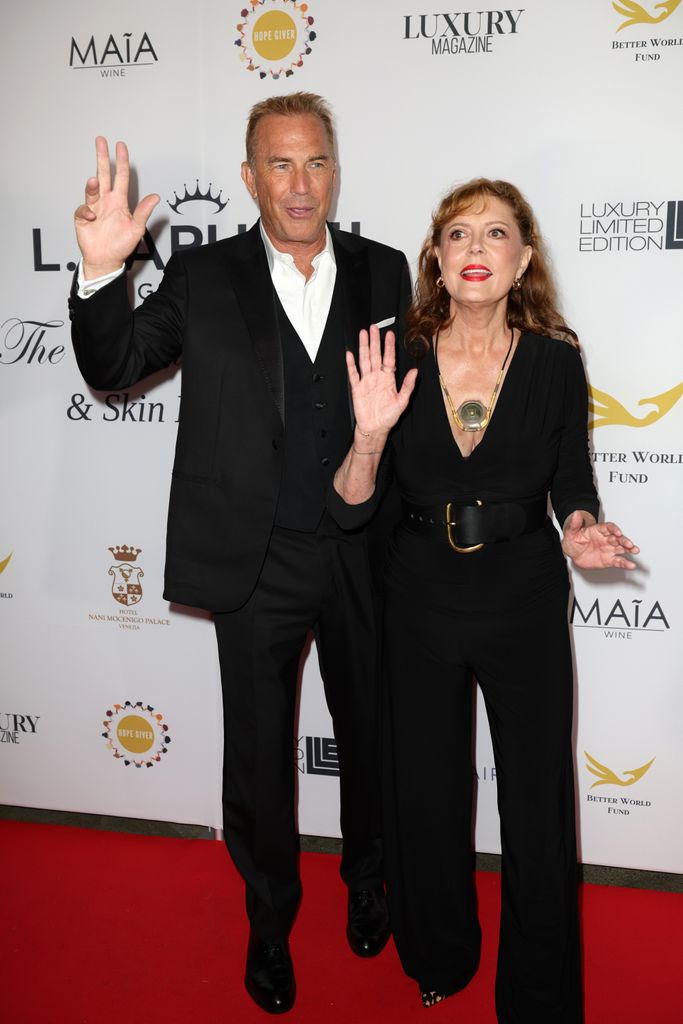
[214, 519, 383, 942]
[383, 581, 583, 1024]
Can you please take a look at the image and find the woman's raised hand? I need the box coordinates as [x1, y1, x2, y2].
[346, 325, 417, 438]
[74, 137, 160, 279]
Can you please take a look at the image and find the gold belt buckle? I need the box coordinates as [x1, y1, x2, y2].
[445, 500, 484, 554]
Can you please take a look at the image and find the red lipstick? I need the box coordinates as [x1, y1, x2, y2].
[460, 264, 492, 281]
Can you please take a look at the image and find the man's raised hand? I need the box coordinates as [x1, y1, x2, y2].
[74, 137, 160, 280]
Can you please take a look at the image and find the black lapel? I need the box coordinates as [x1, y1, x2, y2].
[331, 227, 370, 361]
[225, 223, 285, 425]
[330, 227, 371, 428]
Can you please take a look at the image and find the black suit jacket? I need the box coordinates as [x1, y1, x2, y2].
[70, 222, 411, 612]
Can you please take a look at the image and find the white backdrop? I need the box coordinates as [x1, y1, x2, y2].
[1, 0, 681, 873]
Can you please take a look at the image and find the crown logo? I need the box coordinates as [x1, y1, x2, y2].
[108, 545, 142, 562]
[167, 180, 228, 215]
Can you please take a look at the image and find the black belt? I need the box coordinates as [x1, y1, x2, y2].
[401, 498, 548, 553]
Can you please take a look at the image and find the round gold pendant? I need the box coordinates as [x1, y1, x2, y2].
[456, 400, 488, 432]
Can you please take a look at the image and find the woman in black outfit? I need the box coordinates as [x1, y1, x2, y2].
[332, 179, 638, 1023]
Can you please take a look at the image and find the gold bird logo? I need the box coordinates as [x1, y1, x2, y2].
[585, 751, 655, 788]
[0, 552, 12, 574]
[588, 381, 683, 429]
[613, 0, 682, 31]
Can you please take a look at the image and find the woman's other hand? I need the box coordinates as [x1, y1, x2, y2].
[561, 510, 639, 570]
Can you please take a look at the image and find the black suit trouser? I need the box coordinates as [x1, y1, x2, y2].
[382, 580, 583, 1024]
[214, 518, 383, 941]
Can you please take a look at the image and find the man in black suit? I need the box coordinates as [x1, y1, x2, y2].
[70, 93, 410, 1014]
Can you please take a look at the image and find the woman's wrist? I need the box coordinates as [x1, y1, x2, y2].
[353, 424, 389, 453]
[563, 509, 596, 533]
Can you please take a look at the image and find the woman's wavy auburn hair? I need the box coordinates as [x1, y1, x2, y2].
[405, 178, 578, 355]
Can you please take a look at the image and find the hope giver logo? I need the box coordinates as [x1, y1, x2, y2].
[102, 701, 171, 767]
[235, 0, 316, 79]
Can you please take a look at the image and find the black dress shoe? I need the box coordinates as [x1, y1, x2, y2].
[245, 931, 296, 1014]
[346, 886, 391, 957]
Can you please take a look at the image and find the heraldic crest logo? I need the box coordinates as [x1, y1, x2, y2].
[108, 545, 144, 606]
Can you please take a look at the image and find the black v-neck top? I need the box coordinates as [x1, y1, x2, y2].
[327, 332, 599, 611]
[394, 333, 598, 526]
[380, 332, 599, 612]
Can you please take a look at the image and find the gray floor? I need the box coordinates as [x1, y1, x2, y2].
[2, 804, 680, 893]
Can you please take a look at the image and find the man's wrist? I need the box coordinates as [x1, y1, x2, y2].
[82, 261, 125, 281]
[77, 259, 126, 300]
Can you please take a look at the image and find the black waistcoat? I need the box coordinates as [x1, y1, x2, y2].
[274, 276, 352, 532]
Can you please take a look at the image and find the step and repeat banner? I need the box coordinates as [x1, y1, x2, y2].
[1, 0, 681, 873]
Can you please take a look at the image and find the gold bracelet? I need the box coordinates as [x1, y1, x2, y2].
[356, 428, 372, 438]
[352, 446, 382, 455]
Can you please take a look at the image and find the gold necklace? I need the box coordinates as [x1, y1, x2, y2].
[436, 328, 514, 433]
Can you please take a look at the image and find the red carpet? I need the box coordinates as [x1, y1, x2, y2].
[1, 820, 680, 1023]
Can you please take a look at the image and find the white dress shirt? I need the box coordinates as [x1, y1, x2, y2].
[77, 261, 125, 297]
[259, 222, 336, 362]
[77, 222, 337, 362]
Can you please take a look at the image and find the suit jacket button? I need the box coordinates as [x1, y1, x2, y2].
[321, 457, 330, 466]
[314, 400, 326, 409]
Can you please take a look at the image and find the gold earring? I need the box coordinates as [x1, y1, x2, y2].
[436, 276, 444, 289]
[512, 277, 522, 291]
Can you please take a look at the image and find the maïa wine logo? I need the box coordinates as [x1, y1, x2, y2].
[402, 8, 525, 56]
[611, 1, 683, 62]
[0, 551, 13, 600]
[102, 702, 171, 767]
[235, 0, 316, 80]
[87, 545, 170, 632]
[0, 713, 40, 746]
[69, 30, 158, 78]
[578, 199, 683, 253]
[570, 594, 670, 639]
[584, 750, 655, 816]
